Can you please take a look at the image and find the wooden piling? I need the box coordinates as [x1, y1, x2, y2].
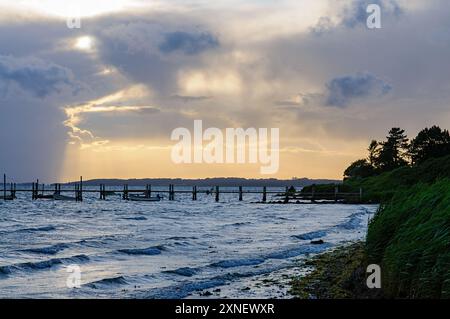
[3, 174, 6, 201]
[239, 186, 243, 201]
[284, 186, 289, 203]
[192, 186, 197, 201]
[122, 184, 129, 200]
[335, 185, 338, 203]
[215, 186, 219, 202]
[169, 184, 175, 201]
[79, 176, 83, 202]
[262, 186, 267, 202]
[311, 186, 316, 203]
[359, 187, 363, 202]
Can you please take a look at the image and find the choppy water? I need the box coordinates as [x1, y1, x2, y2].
[0, 186, 378, 298]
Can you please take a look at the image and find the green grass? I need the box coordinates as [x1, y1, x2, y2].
[366, 179, 450, 298]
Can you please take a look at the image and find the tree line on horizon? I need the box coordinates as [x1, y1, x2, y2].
[344, 125, 450, 179]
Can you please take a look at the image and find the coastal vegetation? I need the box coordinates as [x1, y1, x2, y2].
[293, 126, 450, 299]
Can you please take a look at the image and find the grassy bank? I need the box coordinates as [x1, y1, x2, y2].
[290, 242, 382, 299]
[367, 179, 450, 298]
[292, 180, 450, 299]
[292, 156, 450, 299]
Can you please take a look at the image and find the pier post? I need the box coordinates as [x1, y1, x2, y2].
[215, 186, 219, 202]
[145, 184, 151, 198]
[123, 184, 129, 200]
[359, 187, 363, 202]
[239, 186, 243, 201]
[79, 176, 83, 202]
[169, 184, 175, 201]
[12, 183, 16, 199]
[284, 186, 289, 203]
[99, 184, 103, 200]
[32, 182, 35, 200]
[335, 185, 338, 203]
[311, 186, 316, 203]
[192, 186, 197, 201]
[54, 183, 58, 195]
[3, 174, 6, 201]
[262, 186, 267, 202]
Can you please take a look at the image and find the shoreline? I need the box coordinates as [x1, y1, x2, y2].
[289, 241, 383, 299]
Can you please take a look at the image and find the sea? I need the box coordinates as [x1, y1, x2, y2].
[0, 186, 378, 298]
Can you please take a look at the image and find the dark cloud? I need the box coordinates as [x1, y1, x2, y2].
[342, 0, 403, 28]
[326, 73, 392, 107]
[0, 55, 78, 98]
[171, 94, 212, 103]
[159, 31, 219, 55]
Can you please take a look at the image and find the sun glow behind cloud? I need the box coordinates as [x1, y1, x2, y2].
[0, 0, 146, 18]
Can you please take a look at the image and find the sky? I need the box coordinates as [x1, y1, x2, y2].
[1, 0, 450, 182]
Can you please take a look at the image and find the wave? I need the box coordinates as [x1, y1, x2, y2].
[121, 216, 147, 221]
[117, 245, 164, 256]
[22, 243, 69, 255]
[84, 276, 128, 289]
[211, 258, 265, 268]
[336, 211, 366, 230]
[164, 267, 198, 277]
[292, 230, 327, 240]
[20, 225, 56, 232]
[0, 254, 89, 276]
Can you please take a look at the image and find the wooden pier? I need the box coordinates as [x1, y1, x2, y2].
[1, 174, 364, 204]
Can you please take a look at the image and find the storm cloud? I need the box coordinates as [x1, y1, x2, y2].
[0, 55, 78, 98]
[325, 73, 392, 107]
[159, 31, 219, 55]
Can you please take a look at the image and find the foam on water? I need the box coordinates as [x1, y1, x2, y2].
[0, 186, 378, 298]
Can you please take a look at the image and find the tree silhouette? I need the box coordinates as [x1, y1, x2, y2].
[368, 140, 380, 167]
[373, 128, 409, 172]
[344, 159, 375, 180]
[409, 126, 450, 165]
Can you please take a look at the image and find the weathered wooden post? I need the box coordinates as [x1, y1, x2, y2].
[123, 184, 129, 200]
[262, 186, 267, 202]
[99, 184, 103, 200]
[239, 186, 243, 201]
[169, 184, 175, 201]
[192, 186, 197, 200]
[79, 176, 83, 202]
[335, 185, 338, 203]
[359, 187, 363, 203]
[32, 182, 35, 200]
[12, 183, 16, 199]
[284, 186, 289, 203]
[311, 186, 316, 203]
[215, 186, 219, 202]
[3, 174, 6, 201]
